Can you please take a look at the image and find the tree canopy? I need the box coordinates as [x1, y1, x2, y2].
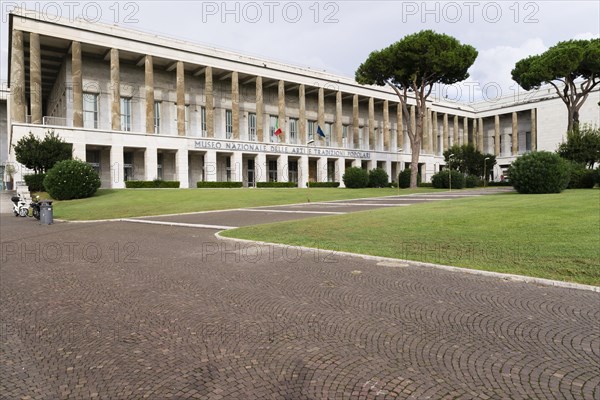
[14, 130, 72, 174]
[356, 30, 477, 188]
[443, 145, 496, 180]
[557, 124, 600, 168]
[512, 39, 600, 132]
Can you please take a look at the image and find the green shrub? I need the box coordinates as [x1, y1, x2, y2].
[399, 168, 421, 188]
[487, 181, 512, 187]
[368, 168, 389, 188]
[508, 151, 570, 194]
[342, 167, 369, 188]
[465, 175, 482, 188]
[309, 182, 340, 188]
[431, 170, 466, 189]
[417, 182, 433, 188]
[257, 182, 298, 188]
[43, 159, 101, 200]
[125, 180, 180, 188]
[24, 173, 46, 192]
[567, 163, 596, 189]
[596, 167, 600, 186]
[197, 181, 243, 188]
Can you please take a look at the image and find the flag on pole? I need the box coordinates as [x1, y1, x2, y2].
[317, 125, 325, 138]
[274, 119, 283, 136]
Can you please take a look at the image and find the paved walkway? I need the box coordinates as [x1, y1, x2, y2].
[1, 188, 598, 399]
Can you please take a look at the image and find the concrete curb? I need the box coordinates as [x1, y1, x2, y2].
[214, 231, 600, 293]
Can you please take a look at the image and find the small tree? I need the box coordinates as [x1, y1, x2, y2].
[443, 145, 496, 180]
[512, 39, 600, 132]
[557, 124, 600, 168]
[343, 167, 369, 189]
[356, 30, 477, 188]
[14, 130, 72, 174]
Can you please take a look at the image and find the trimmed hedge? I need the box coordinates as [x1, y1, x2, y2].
[308, 182, 340, 188]
[417, 182, 433, 188]
[431, 170, 466, 189]
[125, 180, 180, 188]
[343, 167, 369, 188]
[487, 181, 512, 187]
[197, 181, 243, 188]
[368, 168, 389, 188]
[24, 173, 46, 192]
[44, 159, 101, 200]
[257, 182, 298, 188]
[399, 168, 421, 188]
[465, 175, 482, 188]
[509, 151, 570, 194]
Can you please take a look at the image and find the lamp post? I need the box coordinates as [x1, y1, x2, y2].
[483, 156, 490, 189]
[307, 139, 315, 202]
[397, 147, 403, 196]
[448, 153, 455, 192]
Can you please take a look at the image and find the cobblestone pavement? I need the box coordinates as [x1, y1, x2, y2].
[1, 190, 598, 399]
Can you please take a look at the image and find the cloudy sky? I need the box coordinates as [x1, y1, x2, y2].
[1, 1, 599, 102]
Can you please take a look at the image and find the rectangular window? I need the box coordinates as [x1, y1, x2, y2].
[86, 150, 101, 174]
[307, 120, 316, 142]
[83, 92, 98, 129]
[120, 97, 132, 132]
[157, 153, 163, 180]
[154, 101, 161, 134]
[324, 123, 333, 146]
[123, 152, 134, 181]
[525, 131, 531, 152]
[248, 113, 257, 141]
[226, 157, 232, 182]
[358, 126, 364, 149]
[288, 160, 298, 183]
[201, 106, 207, 137]
[342, 125, 348, 148]
[268, 160, 278, 182]
[270, 115, 279, 143]
[225, 109, 233, 139]
[289, 118, 298, 144]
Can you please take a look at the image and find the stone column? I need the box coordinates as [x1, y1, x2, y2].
[384, 160, 392, 184]
[422, 108, 430, 153]
[299, 155, 309, 188]
[299, 84, 306, 144]
[231, 151, 243, 182]
[410, 106, 416, 149]
[443, 113, 449, 151]
[29, 33, 42, 124]
[531, 108, 537, 151]
[336, 91, 343, 147]
[317, 157, 327, 182]
[256, 76, 263, 142]
[71, 40, 83, 128]
[255, 153, 267, 183]
[472, 118, 478, 147]
[368, 97, 375, 150]
[110, 145, 125, 188]
[145, 55, 155, 134]
[10, 30, 25, 123]
[397, 104, 403, 152]
[463, 117, 469, 146]
[494, 115, 500, 156]
[145, 147, 157, 180]
[432, 111, 438, 155]
[277, 154, 288, 182]
[204, 150, 217, 182]
[278, 80, 286, 143]
[383, 100, 390, 151]
[72, 143, 86, 161]
[511, 112, 518, 155]
[318, 87, 325, 143]
[176, 148, 189, 188]
[231, 71, 240, 140]
[453, 115, 459, 147]
[205, 66, 214, 138]
[351, 159, 361, 168]
[335, 158, 345, 187]
[110, 48, 120, 131]
[176, 61, 185, 136]
[478, 117, 484, 153]
[353, 95, 359, 148]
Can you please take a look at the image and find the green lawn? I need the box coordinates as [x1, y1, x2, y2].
[50, 187, 437, 220]
[222, 190, 600, 286]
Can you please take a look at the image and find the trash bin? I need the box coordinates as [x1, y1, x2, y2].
[40, 200, 53, 225]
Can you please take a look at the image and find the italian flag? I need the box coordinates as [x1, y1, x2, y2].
[274, 119, 283, 136]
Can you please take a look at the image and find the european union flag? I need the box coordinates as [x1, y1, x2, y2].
[316, 125, 326, 138]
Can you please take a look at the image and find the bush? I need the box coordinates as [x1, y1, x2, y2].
[125, 180, 180, 188]
[343, 167, 369, 188]
[508, 151, 570, 194]
[257, 182, 298, 188]
[368, 168, 389, 188]
[43, 159, 101, 200]
[308, 182, 340, 188]
[399, 168, 421, 188]
[596, 167, 600, 186]
[487, 181, 512, 187]
[24, 173, 46, 192]
[465, 175, 482, 188]
[417, 182, 433, 188]
[431, 170, 466, 189]
[197, 181, 243, 188]
[567, 163, 596, 189]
